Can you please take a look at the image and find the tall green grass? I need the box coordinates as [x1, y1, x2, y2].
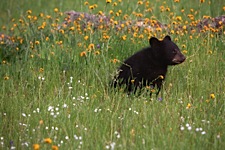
[1, 0, 225, 149]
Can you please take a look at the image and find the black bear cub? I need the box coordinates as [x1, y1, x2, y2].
[113, 35, 186, 96]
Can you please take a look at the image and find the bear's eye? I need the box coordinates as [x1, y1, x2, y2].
[172, 49, 177, 54]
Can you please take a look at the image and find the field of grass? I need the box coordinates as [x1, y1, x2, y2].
[1, 0, 225, 149]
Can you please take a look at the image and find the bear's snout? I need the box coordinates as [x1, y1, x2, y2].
[172, 54, 186, 64]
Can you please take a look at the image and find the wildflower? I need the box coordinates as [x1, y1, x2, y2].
[77, 42, 82, 47]
[46, 37, 49, 41]
[94, 51, 100, 55]
[115, 12, 120, 17]
[39, 120, 44, 125]
[166, 7, 170, 11]
[106, 0, 112, 3]
[174, 0, 180, 2]
[35, 41, 40, 45]
[137, 1, 143, 5]
[80, 51, 87, 57]
[208, 50, 213, 54]
[182, 50, 188, 54]
[84, 1, 89, 5]
[46, 15, 51, 19]
[39, 13, 44, 17]
[121, 35, 127, 40]
[27, 15, 32, 19]
[182, 25, 187, 30]
[180, 126, 185, 130]
[130, 128, 135, 136]
[170, 30, 175, 34]
[84, 36, 89, 40]
[111, 59, 119, 63]
[223, 6, 225, 11]
[151, 89, 156, 93]
[114, 20, 118, 25]
[109, 10, 114, 14]
[210, 93, 215, 99]
[33, 144, 40, 150]
[156, 27, 162, 32]
[54, 8, 59, 13]
[131, 79, 135, 83]
[89, 5, 95, 10]
[159, 75, 164, 79]
[52, 145, 59, 150]
[200, 0, 205, 3]
[176, 16, 182, 21]
[158, 97, 163, 101]
[39, 68, 44, 73]
[44, 138, 52, 144]
[201, 131, 206, 135]
[2, 60, 7, 64]
[59, 29, 64, 34]
[4, 76, 9, 80]
[186, 103, 191, 109]
[113, 2, 117, 6]
[26, 10, 32, 14]
[88, 43, 95, 50]
[206, 99, 210, 103]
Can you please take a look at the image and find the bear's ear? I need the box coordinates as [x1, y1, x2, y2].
[163, 35, 171, 41]
[149, 37, 159, 46]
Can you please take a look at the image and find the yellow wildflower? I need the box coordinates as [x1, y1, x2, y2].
[121, 35, 127, 40]
[44, 138, 52, 144]
[113, 2, 118, 6]
[208, 50, 213, 54]
[4, 76, 9, 80]
[111, 59, 119, 63]
[54, 8, 59, 12]
[88, 43, 95, 50]
[39, 68, 44, 73]
[59, 29, 64, 34]
[39, 120, 44, 125]
[80, 51, 87, 57]
[26, 10, 32, 14]
[84, 1, 89, 5]
[35, 41, 40, 45]
[137, 1, 143, 5]
[84, 36, 89, 40]
[94, 50, 100, 55]
[52, 145, 59, 150]
[33, 144, 40, 150]
[89, 5, 94, 9]
[186, 103, 191, 109]
[159, 75, 164, 79]
[106, 0, 112, 3]
[210, 93, 215, 99]
[46, 37, 49, 41]
[176, 16, 182, 21]
[182, 50, 188, 54]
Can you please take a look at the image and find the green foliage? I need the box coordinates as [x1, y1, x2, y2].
[1, 0, 225, 149]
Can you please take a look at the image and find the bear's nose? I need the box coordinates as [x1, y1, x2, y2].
[181, 55, 186, 62]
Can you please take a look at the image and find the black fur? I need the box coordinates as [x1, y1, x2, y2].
[113, 35, 186, 96]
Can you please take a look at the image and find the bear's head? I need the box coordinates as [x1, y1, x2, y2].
[149, 35, 186, 65]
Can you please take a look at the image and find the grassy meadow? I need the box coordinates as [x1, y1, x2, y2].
[1, 0, 225, 149]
